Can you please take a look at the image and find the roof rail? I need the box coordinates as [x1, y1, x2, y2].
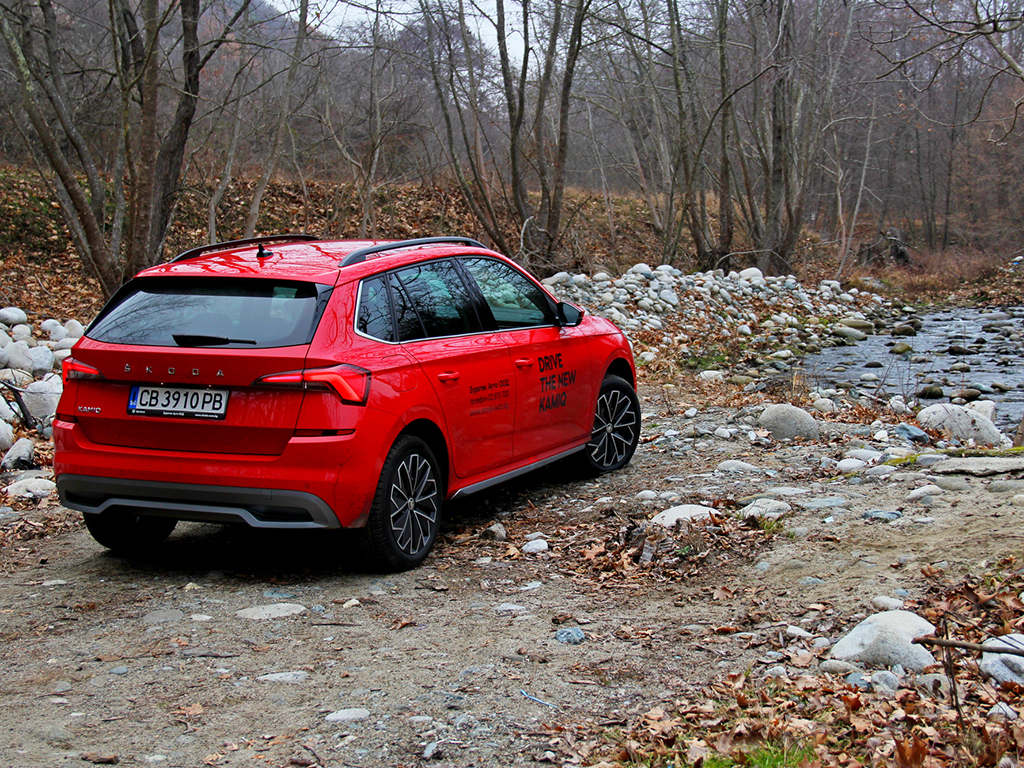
[170, 234, 320, 263]
[339, 237, 487, 267]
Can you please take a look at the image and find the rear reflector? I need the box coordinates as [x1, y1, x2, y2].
[255, 364, 371, 405]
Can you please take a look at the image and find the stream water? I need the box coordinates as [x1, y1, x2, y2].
[801, 306, 1024, 432]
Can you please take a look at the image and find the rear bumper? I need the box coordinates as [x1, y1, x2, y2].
[52, 419, 383, 528]
[57, 474, 341, 529]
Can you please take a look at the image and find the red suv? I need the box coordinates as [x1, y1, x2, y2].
[53, 236, 639, 570]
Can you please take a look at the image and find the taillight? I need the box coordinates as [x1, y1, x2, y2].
[62, 357, 104, 384]
[255, 364, 371, 405]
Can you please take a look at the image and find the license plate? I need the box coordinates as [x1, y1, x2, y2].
[128, 386, 229, 420]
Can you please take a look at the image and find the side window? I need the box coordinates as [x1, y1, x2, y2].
[461, 257, 555, 329]
[356, 275, 394, 342]
[390, 260, 478, 342]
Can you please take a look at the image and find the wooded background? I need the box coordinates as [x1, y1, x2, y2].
[1, 0, 1022, 296]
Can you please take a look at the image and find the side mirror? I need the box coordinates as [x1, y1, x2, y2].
[557, 301, 584, 327]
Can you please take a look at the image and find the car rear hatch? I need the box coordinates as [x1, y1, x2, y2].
[63, 276, 333, 456]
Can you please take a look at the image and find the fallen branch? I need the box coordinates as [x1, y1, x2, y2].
[913, 635, 1024, 658]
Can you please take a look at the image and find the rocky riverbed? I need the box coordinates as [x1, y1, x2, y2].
[2, 263, 1024, 767]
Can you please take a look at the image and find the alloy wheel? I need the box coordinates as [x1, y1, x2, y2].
[388, 452, 440, 557]
[589, 388, 638, 468]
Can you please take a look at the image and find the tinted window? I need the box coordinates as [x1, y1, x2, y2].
[461, 257, 554, 329]
[356, 275, 394, 341]
[88, 277, 331, 348]
[390, 260, 478, 342]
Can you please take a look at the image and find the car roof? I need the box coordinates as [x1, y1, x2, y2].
[139, 237, 504, 284]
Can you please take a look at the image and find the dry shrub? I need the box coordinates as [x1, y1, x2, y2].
[892, 247, 1008, 296]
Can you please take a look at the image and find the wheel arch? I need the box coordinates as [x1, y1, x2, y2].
[399, 418, 450, 495]
[605, 355, 635, 388]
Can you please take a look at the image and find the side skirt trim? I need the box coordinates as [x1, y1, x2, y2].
[450, 445, 584, 499]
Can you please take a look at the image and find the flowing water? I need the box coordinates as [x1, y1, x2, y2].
[801, 306, 1024, 432]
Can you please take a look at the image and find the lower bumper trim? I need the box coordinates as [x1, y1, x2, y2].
[56, 475, 343, 530]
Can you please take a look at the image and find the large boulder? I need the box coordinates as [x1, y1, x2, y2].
[917, 403, 1004, 446]
[0, 307, 28, 326]
[23, 374, 63, 426]
[758, 404, 820, 441]
[829, 610, 936, 671]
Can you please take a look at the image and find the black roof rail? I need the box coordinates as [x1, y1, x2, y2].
[339, 237, 487, 267]
[170, 234, 320, 263]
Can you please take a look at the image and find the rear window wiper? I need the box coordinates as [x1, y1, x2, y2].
[172, 334, 257, 347]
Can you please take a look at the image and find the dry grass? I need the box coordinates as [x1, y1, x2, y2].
[890, 247, 1009, 296]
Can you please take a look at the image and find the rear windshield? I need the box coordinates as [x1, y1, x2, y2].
[87, 277, 333, 348]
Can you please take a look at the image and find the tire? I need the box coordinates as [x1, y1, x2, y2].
[83, 510, 177, 553]
[582, 375, 640, 474]
[363, 434, 443, 571]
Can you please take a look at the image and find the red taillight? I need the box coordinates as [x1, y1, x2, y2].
[255, 364, 371, 405]
[62, 357, 104, 384]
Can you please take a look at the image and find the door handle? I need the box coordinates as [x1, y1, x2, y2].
[437, 371, 460, 382]
[514, 358, 534, 368]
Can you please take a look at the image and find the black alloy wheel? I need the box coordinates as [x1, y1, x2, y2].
[364, 434, 442, 570]
[584, 375, 640, 473]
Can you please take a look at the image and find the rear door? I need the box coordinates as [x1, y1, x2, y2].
[459, 257, 595, 460]
[387, 259, 517, 478]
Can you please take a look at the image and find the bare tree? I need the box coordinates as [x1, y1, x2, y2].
[419, 0, 594, 271]
[0, 0, 251, 295]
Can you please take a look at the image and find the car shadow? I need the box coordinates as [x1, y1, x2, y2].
[87, 457, 590, 579]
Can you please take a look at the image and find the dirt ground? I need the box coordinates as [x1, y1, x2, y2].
[1, 386, 1022, 768]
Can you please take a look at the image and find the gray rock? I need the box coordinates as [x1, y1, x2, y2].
[834, 326, 868, 341]
[482, 523, 507, 541]
[837, 458, 866, 473]
[987, 480, 1024, 494]
[872, 596, 905, 611]
[326, 708, 371, 723]
[758, 403, 820, 441]
[907, 484, 942, 500]
[820, 659, 863, 676]
[0, 307, 27, 326]
[257, 671, 310, 683]
[717, 459, 760, 472]
[871, 670, 901, 692]
[522, 539, 549, 554]
[3, 477, 55, 500]
[862, 510, 902, 522]
[4, 340, 33, 372]
[26, 345, 55, 377]
[979, 634, 1024, 685]
[23, 374, 62, 424]
[235, 603, 307, 620]
[0, 421, 13, 453]
[651, 504, 714, 527]
[829, 610, 936, 671]
[555, 626, 586, 645]
[988, 703, 1018, 720]
[1, 438, 36, 470]
[917, 403, 1004, 446]
[928, 457, 1024, 476]
[740, 498, 791, 519]
[495, 603, 525, 613]
[845, 671, 872, 689]
[895, 423, 930, 443]
[915, 673, 951, 699]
